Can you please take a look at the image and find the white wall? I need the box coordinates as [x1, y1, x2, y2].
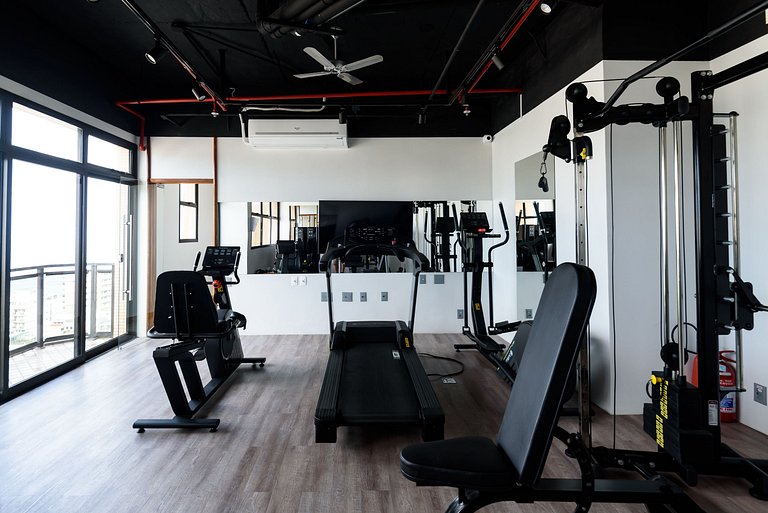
[155, 183, 215, 272]
[150, 137, 214, 180]
[217, 137, 492, 202]
[712, 34, 768, 435]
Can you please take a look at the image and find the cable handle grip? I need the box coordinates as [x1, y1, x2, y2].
[193, 251, 201, 272]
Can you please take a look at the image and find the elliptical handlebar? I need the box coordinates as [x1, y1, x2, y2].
[451, 203, 467, 251]
[487, 202, 510, 262]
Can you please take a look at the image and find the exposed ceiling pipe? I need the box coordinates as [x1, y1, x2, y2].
[116, 103, 146, 151]
[268, 0, 366, 38]
[425, 0, 486, 113]
[467, 0, 540, 93]
[117, 87, 521, 148]
[448, 0, 540, 106]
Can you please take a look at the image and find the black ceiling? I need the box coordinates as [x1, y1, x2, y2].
[2, 1, 766, 139]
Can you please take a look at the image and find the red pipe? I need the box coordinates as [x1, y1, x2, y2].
[228, 88, 521, 102]
[116, 102, 146, 151]
[468, 0, 540, 93]
[116, 87, 522, 150]
[117, 88, 521, 106]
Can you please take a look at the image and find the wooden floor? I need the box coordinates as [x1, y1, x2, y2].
[1, 334, 767, 513]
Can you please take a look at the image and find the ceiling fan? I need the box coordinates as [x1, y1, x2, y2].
[294, 36, 383, 85]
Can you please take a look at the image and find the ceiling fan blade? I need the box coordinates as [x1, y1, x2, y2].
[338, 73, 363, 85]
[294, 71, 334, 79]
[342, 55, 383, 72]
[303, 47, 335, 69]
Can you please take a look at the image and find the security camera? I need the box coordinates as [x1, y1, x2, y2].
[482, 134, 493, 143]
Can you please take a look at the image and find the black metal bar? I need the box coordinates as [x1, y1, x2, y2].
[595, 0, 768, 118]
[702, 50, 768, 93]
[425, 0, 486, 109]
[690, 71, 723, 453]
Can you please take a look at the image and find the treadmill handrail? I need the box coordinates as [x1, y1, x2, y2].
[321, 243, 428, 276]
[321, 242, 428, 335]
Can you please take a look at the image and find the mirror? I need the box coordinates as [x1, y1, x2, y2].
[239, 199, 491, 274]
[515, 151, 555, 320]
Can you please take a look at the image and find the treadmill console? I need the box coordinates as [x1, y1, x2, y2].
[201, 246, 240, 274]
[344, 225, 399, 246]
[460, 212, 491, 235]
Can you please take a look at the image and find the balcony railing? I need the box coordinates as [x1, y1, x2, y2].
[9, 263, 116, 356]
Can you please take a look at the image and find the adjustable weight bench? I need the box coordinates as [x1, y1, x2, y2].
[400, 263, 707, 513]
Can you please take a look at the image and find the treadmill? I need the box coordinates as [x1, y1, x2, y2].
[314, 225, 444, 443]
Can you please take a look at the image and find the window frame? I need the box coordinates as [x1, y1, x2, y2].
[178, 183, 199, 243]
[0, 90, 139, 403]
[250, 201, 280, 248]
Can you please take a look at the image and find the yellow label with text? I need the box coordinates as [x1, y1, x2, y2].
[404, 337, 410, 348]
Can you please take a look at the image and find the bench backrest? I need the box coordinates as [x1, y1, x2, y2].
[496, 263, 596, 486]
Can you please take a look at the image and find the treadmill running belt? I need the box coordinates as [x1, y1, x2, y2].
[339, 342, 420, 422]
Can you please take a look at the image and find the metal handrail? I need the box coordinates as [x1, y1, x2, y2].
[9, 262, 116, 357]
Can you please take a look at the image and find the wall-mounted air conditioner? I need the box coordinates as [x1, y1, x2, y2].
[243, 118, 348, 149]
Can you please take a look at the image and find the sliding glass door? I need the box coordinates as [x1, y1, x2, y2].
[8, 161, 79, 386]
[1, 96, 137, 400]
[86, 178, 132, 351]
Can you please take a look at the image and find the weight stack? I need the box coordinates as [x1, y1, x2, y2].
[643, 372, 716, 466]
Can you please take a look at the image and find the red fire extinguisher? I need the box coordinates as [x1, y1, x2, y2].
[719, 350, 737, 423]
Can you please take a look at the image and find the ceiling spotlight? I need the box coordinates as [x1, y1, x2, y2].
[540, 1, 558, 14]
[491, 54, 505, 71]
[145, 39, 168, 65]
[192, 84, 207, 101]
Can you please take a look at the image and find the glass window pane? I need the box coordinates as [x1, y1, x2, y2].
[270, 219, 278, 243]
[251, 216, 262, 247]
[179, 205, 197, 241]
[11, 103, 80, 161]
[9, 160, 77, 386]
[86, 178, 129, 349]
[87, 135, 130, 173]
[271, 201, 279, 216]
[179, 183, 197, 204]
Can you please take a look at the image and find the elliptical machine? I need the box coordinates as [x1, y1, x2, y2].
[134, 246, 265, 432]
[453, 202, 523, 384]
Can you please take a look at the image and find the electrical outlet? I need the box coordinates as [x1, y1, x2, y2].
[342, 292, 353, 302]
[360, 292, 367, 302]
[381, 291, 388, 302]
[457, 309, 464, 319]
[321, 291, 328, 302]
[755, 383, 767, 406]
[290, 276, 299, 286]
[419, 275, 427, 284]
[525, 308, 533, 319]
[434, 274, 445, 285]
[299, 275, 307, 286]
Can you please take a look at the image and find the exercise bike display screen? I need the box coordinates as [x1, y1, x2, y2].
[202, 246, 239, 270]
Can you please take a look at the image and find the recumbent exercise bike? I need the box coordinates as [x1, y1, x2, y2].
[133, 246, 265, 432]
